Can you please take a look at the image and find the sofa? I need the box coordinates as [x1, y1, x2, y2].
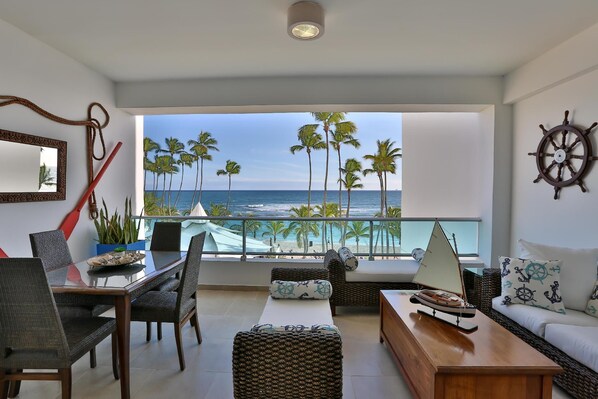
[324, 249, 420, 314]
[481, 240, 598, 399]
[232, 267, 342, 399]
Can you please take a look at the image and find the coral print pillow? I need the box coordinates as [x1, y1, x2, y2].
[586, 280, 598, 318]
[498, 256, 566, 314]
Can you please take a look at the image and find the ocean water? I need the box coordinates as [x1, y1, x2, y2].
[147, 189, 401, 217]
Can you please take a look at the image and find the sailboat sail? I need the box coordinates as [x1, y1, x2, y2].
[412, 221, 464, 297]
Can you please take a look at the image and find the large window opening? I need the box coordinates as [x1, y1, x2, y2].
[143, 112, 405, 257]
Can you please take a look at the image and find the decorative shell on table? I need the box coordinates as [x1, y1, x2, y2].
[87, 251, 145, 268]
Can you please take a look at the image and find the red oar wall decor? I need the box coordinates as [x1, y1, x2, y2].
[60, 142, 123, 240]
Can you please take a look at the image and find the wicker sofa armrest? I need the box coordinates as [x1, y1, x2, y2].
[233, 331, 343, 399]
[271, 267, 329, 282]
[479, 268, 501, 314]
[324, 249, 346, 285]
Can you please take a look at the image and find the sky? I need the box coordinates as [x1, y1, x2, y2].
[144, 112, 402, 191]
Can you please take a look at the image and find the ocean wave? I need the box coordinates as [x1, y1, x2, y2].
[247, 204, 264, 208]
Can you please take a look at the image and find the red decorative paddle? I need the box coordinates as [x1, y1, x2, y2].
[60, 142, 123, 240]
[0, 247, 7, 258]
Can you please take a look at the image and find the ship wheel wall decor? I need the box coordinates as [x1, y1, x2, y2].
[528, 110, 598, 199]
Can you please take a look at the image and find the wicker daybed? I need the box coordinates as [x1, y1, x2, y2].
[232, 267, 343, 399]
[324, 249, 419, 315]
[481, 268, 598, 399]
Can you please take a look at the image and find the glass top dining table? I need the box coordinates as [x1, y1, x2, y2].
[46, 250, 187, 399]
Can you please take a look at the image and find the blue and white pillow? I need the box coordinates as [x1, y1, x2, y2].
[499, 256, 566, 314]
[411, 248, 425, 263]
[585, 280, 598, 318]
[270, 279, 332, 299]
[251, 323, 340, 335]
[338, 247, 358, 271]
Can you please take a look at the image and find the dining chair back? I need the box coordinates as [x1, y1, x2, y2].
[29, 230, 73, 272]
[0, 258, 118, 399]
[150, 222, 181, 251]
[176, 232, 206, 319]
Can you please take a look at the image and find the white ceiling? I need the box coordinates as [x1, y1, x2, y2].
[2, 0, 598, 83]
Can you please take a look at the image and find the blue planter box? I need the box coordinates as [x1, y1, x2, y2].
[96, 240, 146, 255]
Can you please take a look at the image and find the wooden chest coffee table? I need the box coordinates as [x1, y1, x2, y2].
[380, 291, 562, 399]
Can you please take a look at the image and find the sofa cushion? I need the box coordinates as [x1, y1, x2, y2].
[545, 324, 598, 373]
[519, 239, 598, 311]
[338, 247, 358, 271]
[345, 260, 419, 283]
[492, 296, 598, 337]
[270, 280, 332, 300]
[259, 296, 334, 326]
[498, 257, 565, 314]
[586, 280, 598, 318]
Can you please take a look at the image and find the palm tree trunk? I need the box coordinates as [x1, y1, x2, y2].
[307, 152, 312, 213]
[356, 237, 359, 253]
[226, 175, 232, 210]
[168, 173, 174, 213]
[198, 158, 205, 204]
[161, 174, 167, 208]
[191, 159, 200, 208]
[374, 173, 384, 253]
[337, 148, 342, 216]
[322, 129, 330, 251]
[342, 190, 351, 247]
[174, 166, 185, 208]
[383, 171, 389, 254]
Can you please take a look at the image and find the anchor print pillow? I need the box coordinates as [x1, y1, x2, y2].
[270, 280, 332, 299]
[585, 280, 598, 318]
[498, 256, 566, 314]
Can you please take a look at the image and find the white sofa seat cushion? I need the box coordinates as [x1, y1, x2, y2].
[345, 260, 419, 283]
[545, 325, 598, 373]
[492, 296, 598, 337]
[259, 296, 334, 326]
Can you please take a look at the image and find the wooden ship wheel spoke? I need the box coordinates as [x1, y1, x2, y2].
[528, 110, 598, 199]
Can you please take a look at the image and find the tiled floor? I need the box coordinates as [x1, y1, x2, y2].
[15, 290, 572, 398]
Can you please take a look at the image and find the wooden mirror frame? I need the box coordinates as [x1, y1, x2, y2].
[0, 129, 67, 203]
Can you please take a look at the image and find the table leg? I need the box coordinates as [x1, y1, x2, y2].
[114, 295, 131, 399]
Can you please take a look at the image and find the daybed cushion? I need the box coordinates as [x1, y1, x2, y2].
[270, 280, 332, 299]
[492, 296, 598, 337]
[345, 260, 419, 283]
[498, 257, 565, 314]
[519, 239, 598, 311]
[259, 296, 334, 326]
[545, 324, 598, 373]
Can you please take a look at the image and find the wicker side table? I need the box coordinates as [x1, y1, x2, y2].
[463, 267, 501, 316]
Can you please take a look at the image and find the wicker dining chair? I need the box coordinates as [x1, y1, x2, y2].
[131, 232, 205, 371]
[0, 258, 118, 399]
[149, 221, 182, 292]
[29, 229, 113, 368]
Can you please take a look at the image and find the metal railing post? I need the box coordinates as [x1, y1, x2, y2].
[368, 220, 374, 260]
[241, 219, 247, 261]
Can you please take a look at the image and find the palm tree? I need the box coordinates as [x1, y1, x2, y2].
[308, 112, 356, 250]
[377, 139, 402, 215]
[314, 202, 340, 250]
[216, 160, 241, 211]
[262, 221, 286, 244]
[188, 131, 219, 207]
[143, 137, 160, 191]
[330, 121, 359, 215]
[159, 137, 185, 209]
[207, 202, 231, 226]
[283, 205, 320, 255]
[38, 163, 55, 188]
[155, 155, 177, 210]
[387, 206, 402, 255]
[174, 151, 195, 208]
[345, 221, 370, 253]
[290, 124, 326, 212]
[339, 158, 363, 245]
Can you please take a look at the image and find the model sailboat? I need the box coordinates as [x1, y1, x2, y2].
[410, 221, 478, 332]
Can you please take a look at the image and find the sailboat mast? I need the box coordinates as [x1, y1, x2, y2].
[452, 233, 468, 303]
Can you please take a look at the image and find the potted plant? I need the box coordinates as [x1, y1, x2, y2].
[94, 197, 145, 255]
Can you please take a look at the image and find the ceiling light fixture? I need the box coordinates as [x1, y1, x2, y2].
[288, 1, 325, 40]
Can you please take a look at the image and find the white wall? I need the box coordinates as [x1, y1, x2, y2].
[0, 20, 135, 260]
[508, 22, 598, 254]
[402, 113, 481, 217]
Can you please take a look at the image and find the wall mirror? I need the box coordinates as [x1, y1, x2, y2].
[0, 129, 67, 203]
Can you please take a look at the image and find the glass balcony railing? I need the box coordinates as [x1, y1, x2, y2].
[135, 216, 480, 260]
